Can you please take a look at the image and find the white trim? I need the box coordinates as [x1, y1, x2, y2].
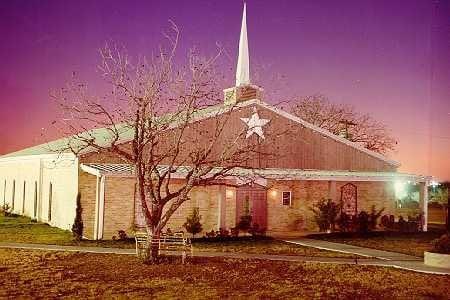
[281, 191, 292, 206]
[81, 163, 431, 183]
[0, 153, 76, 162]
[94, 176, 100, 240]
[256, 101, 401, 168]
[80, 164, 101, 177]
[98, 176, 105, 239]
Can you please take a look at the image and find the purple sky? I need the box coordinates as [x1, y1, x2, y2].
[0, 0, 449, 180]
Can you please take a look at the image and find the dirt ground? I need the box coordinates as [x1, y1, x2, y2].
[0, 249, 449, 299]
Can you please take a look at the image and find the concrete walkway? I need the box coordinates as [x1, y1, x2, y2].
[284, 238, 420, 261]
[0, 242, 449, 275]
[284, 238, 450, 275]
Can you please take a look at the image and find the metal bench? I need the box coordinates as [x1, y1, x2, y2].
[135, 231, 193, 258]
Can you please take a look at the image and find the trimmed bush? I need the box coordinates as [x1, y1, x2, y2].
[432, 234, 450, 254]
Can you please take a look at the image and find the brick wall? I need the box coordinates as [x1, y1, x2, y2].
[162, 185, 222, 236]
[79, 174, 397, 239]
[102, 177, 136, 239]
[98, 177, 224, 239]
[266, 180, 396, 235]
[78, 171, 97, 239]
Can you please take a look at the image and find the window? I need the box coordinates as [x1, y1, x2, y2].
[3, 180, 6, 207]
[33, 182, 38, 219]
[48, 183, 52, 221]
[22, 181, 26, 214]
[12, 180, 15, 210]
[282, 191, 292, 206]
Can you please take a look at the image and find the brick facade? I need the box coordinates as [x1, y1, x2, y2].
[78, 171, 97, 239]
[103, 177, 136, 239]
[79, 169, 397, 239]
[266, 180, 396, 236]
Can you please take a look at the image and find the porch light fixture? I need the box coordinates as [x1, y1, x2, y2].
[270, 189, 278, 198]
[226, 189, 234, 198]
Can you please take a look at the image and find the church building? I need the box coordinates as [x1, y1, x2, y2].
[0, 4, 431, 239]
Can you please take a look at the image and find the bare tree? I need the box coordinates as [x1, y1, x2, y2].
[291, 94, 397, 154]
[51, 23, 280, 262]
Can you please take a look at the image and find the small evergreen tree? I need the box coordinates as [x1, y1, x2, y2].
[310, 199, 340, 232]
[183, 208, 202, 238]
[72, 194, 83, 241]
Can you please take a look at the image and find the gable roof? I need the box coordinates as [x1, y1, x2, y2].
[0, 98, 400, 167]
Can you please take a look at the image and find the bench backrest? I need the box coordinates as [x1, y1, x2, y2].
[134, 232, 187, 244]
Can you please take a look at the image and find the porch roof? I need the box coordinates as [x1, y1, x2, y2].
[80, 163, 431, 183]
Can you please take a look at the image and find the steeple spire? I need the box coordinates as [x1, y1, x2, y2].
[236, 2, 250, 86]
[223, 2, 263, 105]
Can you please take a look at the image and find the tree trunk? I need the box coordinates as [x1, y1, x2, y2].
[144, 227, 161, 263]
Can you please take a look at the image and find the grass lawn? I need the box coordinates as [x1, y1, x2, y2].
[192, 239, 354, 257]
[309, 230, 446, 257]
[0, 215, 352, 257]
[0, 249, 449, 299]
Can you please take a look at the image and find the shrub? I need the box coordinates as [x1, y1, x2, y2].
[337, 212, 352, 232]
[118, 230, 128, 240]
[205, 230, 216, 238]
[183, 208, 203, 238]
[71, 194, 83, 241]
[398, 216, 406, 232]
[218, 228, 230, 238]
[357, 211, 370, 233]
[237, 215, 252, 233]
[0, 203, 12, 217]
[310, 199, 340, 232]
[230, 227, 239, 237]
[248, 223, 266, 237]
[368, 205, 385, 230]
[381, 214, 395, 230]
[432, 234, 450, 254]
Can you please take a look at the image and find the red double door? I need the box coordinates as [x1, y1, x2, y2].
[235, 184, 268, 229]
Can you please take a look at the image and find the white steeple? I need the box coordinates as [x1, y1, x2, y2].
[223, 2, 263, 105]
[236, 3, 250, 86]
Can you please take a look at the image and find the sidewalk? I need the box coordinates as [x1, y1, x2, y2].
[284, 238, 450, 275]
[284, 238, 420, 261]
[1, 241, 449, 275]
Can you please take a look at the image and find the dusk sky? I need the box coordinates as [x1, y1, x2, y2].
[0, 0, 449, 180]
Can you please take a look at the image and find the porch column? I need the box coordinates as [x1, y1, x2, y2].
[217, 186, 227, 230]
[419, 180, 429, 232]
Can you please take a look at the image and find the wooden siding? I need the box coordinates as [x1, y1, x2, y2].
[80, 102, 396, 172]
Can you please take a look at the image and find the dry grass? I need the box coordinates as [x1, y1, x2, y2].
[0, 249, 449, 299]
[310, 230, 445, 257]
[0, 215, 353, 257]
[192, 239, 354, 257]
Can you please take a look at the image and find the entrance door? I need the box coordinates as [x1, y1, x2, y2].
[236, 184, 267, 229]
